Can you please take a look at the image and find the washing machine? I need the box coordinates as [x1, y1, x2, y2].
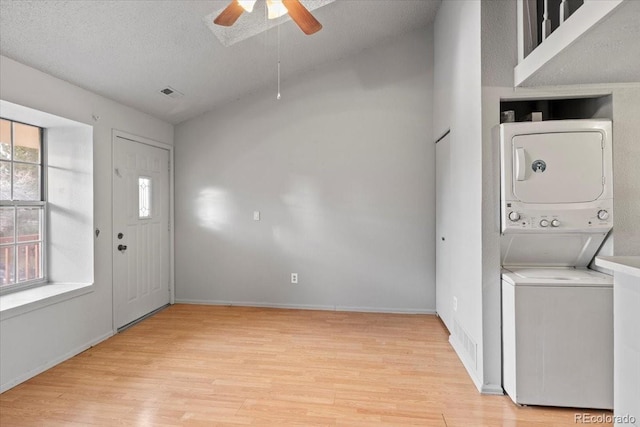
[502, 267, 613, 408]
[497, 119, 614, 409]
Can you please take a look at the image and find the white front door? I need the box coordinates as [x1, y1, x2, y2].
[113, 136, 170, 329]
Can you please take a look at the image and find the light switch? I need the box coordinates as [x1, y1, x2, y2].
[253, 211, 260, 221]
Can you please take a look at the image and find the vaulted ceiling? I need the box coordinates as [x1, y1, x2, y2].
[0, 0, 441, 124]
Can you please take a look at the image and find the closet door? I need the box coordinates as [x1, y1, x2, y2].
[435, 132, 453, 329]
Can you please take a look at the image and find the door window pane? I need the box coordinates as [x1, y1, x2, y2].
[139, 176, 152, 219]
[0, 207, 15, 244]
[17, 207, 42, 242]
[0, 246, 15, 285]
[13, 122, 41, 163]
[0, 119, 10, 160]
[12, 163, 41, 201]
[17, 243, 42, 282]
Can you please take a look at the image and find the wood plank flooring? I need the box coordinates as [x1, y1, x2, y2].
[0, 304, 612, 426]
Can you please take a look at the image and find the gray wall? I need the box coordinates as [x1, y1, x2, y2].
[0, 55, 173, 391]
[480, 0, 518, 393]
[611, 86, 640, 255]
[433, 0, 484, 389]
[174, 28, 435, 312]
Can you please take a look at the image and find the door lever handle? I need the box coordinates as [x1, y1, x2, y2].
[118, 244, 128, 252]
[515, 147, 526, 181]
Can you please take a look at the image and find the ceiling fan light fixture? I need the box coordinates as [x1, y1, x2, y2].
[209, 0, 329, 40]
[266, 0, 288, 19]
[237, 0, 257, 13]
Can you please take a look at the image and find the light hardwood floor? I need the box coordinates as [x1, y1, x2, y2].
[0, 304, 612, 426]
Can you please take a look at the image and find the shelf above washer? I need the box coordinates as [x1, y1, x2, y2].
[515, 0, 640, 87]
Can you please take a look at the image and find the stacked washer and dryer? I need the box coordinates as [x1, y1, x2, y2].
[497, 119, 614, 409]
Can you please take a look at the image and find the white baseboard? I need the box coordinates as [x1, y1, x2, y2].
[174, 299, 435, 315]
[0, 331, 113, 393]
[338, 306, 436, 315]
[481, 383, 504, 395]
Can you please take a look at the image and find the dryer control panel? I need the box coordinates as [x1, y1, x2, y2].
[502, 201, 613, 233]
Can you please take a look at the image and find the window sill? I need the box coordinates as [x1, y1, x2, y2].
[0, 282, 94, 321]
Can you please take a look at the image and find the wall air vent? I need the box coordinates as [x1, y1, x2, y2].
[453, 319, 477, 369]
[159, 86, 184, 99]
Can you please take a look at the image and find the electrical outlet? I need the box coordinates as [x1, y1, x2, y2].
[253, 211, 260, 221]
[291, 273, 298, 284]
[453, 296, 458, 312]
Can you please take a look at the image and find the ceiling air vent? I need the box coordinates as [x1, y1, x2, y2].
[159, 86, 184, 99]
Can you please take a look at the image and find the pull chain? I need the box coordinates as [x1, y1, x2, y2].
[277, 22, 281, 100]
[277, 61, 281, 100]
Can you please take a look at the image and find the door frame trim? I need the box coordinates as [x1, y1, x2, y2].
[111, 129, 175, 332]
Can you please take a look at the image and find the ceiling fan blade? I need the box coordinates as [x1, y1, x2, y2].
[282, 0, 322, 35]
[214, 1, 245, 26]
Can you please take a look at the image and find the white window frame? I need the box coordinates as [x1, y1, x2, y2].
[0, 118, 47, 294]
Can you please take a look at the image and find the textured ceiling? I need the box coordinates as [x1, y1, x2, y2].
[0, 0, 441, 124]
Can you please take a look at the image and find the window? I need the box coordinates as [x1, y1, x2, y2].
[0, 100, 94, 305]
[0, 118, 45, 290]
[138, 176, 152, 219]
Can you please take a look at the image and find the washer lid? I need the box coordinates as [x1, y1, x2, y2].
[502, 267, 612, 286]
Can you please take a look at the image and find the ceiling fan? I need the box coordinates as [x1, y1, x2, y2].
[214, 0, 322, 35]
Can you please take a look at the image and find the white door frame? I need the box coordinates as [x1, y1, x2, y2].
[111, 129, 175, 332]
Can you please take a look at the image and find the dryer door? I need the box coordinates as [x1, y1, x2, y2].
[512, 132, 604, 203]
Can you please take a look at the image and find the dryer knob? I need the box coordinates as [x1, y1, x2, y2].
[551, 219, 560, 227]
[597, 210, 609, 220]
[540, 219, 550, 227]
[508, 211, 520, 222]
